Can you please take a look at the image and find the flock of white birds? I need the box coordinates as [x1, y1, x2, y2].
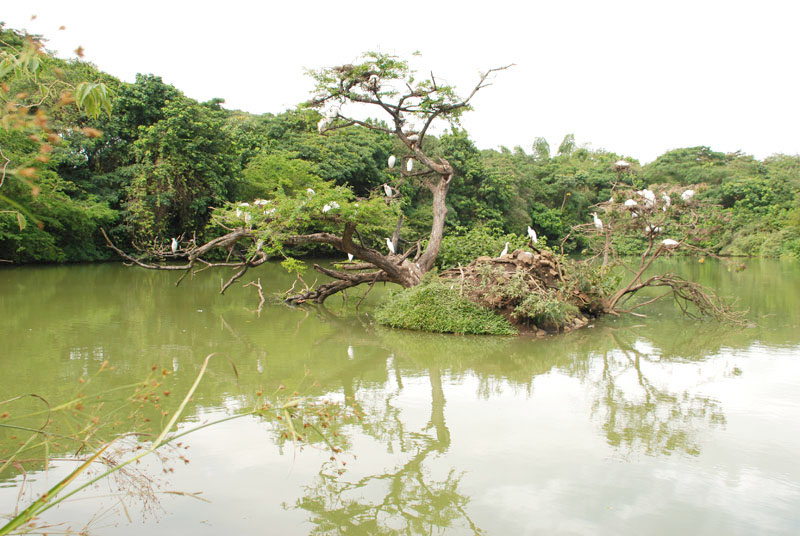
[170, 159, 695, 262]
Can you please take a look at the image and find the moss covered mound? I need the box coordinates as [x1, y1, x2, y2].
[374, 281, 517, 335]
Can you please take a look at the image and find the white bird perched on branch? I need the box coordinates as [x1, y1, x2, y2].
[406, 133, 420, 143]
[681, 189, 695, 201]
[662, 192, 671, 210]
[388, 155, 396, 168]
[171, 237, 178, 254]
[383, 184, 392, 197]
[500, 242, 510, 257]
[646, 225, 662, 234]
[638, 189, 656, 208]
[592, 212, 603, 230]
[323, 203, 331, 213]
[527, 226, 538, 244]
[368, 74, 379, 88]
[662, 238, 680, 248]
[406, 159, 413, 172]
[324, 104, 339, 120]
[347, 253, 354, 261]
[317, 118, 329, 134]
[385, 238, 395, 254]
[306, 188, 315, 196]
[624, 199, 638, 208]
[615, 159, 630, 169]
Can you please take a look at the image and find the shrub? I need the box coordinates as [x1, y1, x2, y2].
[374, 280, 517, 335]
[513, 290, 579, 330]
[434, 224, 532, 270]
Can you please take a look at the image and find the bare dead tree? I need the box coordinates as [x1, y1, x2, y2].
[569, 182, 747, 325]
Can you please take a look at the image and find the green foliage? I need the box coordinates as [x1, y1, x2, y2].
[434, 225, 530, 270]
[281, 257, 307, 276]
[513, 290, 578, 328]
[375, 280, 517, 335]
[642, 146, 731, 185]
[1, 24, 799, 266]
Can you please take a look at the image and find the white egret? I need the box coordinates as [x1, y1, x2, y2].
[662, 192, 671, 210]
[388, 155, 396, 168]
[306, 188, 315, 196]
[500, 242, 510, 257]
[592, 212, 603, 230]
[368, 74, 379, 87]
[347, 253, 354, 261]
[681, 189, 695, 201]
[254, 199, 269, 206]
[171, 237, 178, 254]
[624, 199, 638, 208]
[383, 184, 392, 197]
[662, 238, 680, 247]
[347, 345, 355, 359]
[330, 201, 339, 209]
[645, 225, 662, 234]
[615, 160, 630, 169]
[235, 207, 242, 218]
[407, 133, 420, 142]
[239, 202, 250, 207]
[527, 226, 538, 244]
[406, 159, 413, 172]
[264, 208, 276, 215]
[323, 203, 331, 213]
[638, 189, 656, 208]
[317, 118, 328, 134]
[256, 239, 264, 251]
[386, 238, 395, 254]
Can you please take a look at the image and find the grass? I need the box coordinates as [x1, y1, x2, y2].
[374, 280, 517, 335]
[0, 356, 351, 534]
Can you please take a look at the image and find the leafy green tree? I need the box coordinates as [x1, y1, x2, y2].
[124, 98, 238, 242]
[106, 52, 512, 304]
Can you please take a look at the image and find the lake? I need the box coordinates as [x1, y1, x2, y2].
[1, 259, 799, 535]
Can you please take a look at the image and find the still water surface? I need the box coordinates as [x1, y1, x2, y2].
[1, 259, 799, 534]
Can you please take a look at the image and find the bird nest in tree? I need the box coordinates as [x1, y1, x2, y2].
[438, 248, 606, 336]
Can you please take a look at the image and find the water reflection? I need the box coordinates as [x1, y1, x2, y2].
[587, 333, 726, 456]
[1, 260, 799, 534]
[293, 367, 483, 535]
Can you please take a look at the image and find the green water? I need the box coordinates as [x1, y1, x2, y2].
[1, 259, 799, 535]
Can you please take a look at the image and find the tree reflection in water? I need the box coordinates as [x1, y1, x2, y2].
[588, 331, 726, 456]
[291, 365, 483, 535]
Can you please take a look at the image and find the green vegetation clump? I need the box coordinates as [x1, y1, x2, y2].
[434, 225, 531, 270]
[513, 290, 579, 329]
[375, 280, 517, 335]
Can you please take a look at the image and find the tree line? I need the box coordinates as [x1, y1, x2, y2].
[2, 24, 799, 264]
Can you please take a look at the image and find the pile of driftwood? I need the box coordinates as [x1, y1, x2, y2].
[440, 248, 604, 336]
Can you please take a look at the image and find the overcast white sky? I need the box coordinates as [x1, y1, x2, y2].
[3, 0, 799, 163]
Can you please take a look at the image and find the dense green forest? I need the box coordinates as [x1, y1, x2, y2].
[2, 24, 799, 265]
